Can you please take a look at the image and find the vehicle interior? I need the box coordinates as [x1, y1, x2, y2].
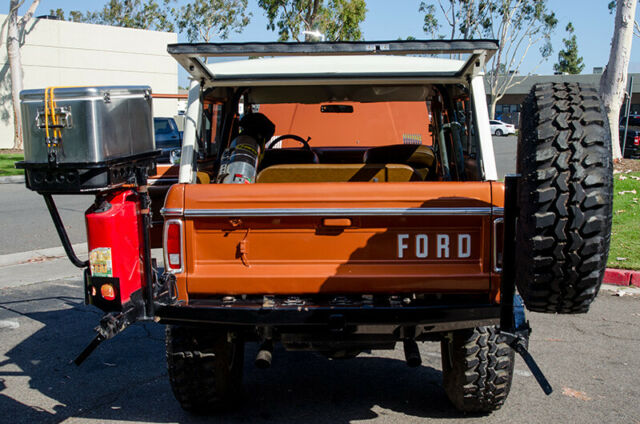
[194, 82, 485, 184]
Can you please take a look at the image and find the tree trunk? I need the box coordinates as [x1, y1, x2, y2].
[600, 0, 637, 161]
[489, 97, 496, 120]
[7, 1, 24, 149]
[306, 0, 320, 41]
[6, 0, 40, 150]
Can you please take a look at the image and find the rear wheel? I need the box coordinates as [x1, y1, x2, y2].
[495, 128, 503, 136]
[166, 325, 244, 413]
[441, 326, 515, 413]
[516, 82, 613, 313]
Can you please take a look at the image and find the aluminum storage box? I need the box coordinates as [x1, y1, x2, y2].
[17, 86, 158, 193]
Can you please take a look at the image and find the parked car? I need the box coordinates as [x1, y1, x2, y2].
[154, 117, 182, 163]
[619, 115, 640, 158]
[489, 119, 515, 136]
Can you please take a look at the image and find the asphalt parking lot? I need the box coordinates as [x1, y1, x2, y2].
[3, 134, 639, 423]
[0, 278, 639, 424]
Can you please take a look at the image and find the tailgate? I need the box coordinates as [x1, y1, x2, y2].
[177, 182, 498, 295]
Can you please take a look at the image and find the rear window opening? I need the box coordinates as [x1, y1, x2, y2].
[197, 83, 484, 184]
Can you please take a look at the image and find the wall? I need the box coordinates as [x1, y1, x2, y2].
[0, 16, 178, 149]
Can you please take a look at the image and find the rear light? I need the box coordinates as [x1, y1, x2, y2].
[634, 135, 640, 146]
[493, 218, 504, 273]
[100, 283, 116, 301]
[164, 219, 184, 273]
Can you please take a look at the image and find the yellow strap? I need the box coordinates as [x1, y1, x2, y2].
[44, 87, 50, 141]
[44, 85, 87, 142]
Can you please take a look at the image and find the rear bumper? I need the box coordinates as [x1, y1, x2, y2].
[155, 298, 500, 333]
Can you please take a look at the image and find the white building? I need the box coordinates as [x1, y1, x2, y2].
[0, 15, 178, 149]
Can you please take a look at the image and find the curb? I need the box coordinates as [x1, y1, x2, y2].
[0, 244, 87, 268]
[603, 268, 640, 288]
[0, 175, 24, 184]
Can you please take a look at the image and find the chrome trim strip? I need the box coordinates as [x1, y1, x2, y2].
[178, 207, 498, 218]
[492, 217, 504, 273]
[163, 219, 184, 274]
[161, 208, 184, 216]
[493, 207, 504, 216]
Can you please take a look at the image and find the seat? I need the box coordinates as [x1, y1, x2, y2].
[258, 148, 319, 171]
[364, 144, 436, 180]
[256, 163, 420, 183]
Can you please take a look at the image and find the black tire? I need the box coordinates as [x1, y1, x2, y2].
[166, 325, 244, 413]
[516, 82, 613, 314]
[495, 128, 503, 136]
[441, 326, 515, 413]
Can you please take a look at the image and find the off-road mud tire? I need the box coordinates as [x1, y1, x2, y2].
[516, 82, 613, 314]
[441, 326, 515, 413]
[166, 325, 244, 413]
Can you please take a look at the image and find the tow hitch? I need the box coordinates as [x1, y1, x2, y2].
[499, 175, 552, 396]
[73, 307, 138, 365]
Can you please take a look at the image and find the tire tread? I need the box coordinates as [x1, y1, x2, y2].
[516, 82, 613, 314]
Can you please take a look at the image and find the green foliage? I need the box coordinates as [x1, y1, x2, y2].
[258, 0, 367, 41]
[608, 172, 640, 270]
[419, 0, 492, 40]
[419, 1, 558, 118]
[59, 0, 251, 42]
[49, 8, 65, 20]
[173, 0, 251, 42]
[553, 22, 584, 74]
[64, 0, 175, 32]
[68, 11, 86, 22]
[0, 154, 24, 176]
[419, 0, 557, 57]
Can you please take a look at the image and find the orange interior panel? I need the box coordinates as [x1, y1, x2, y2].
[259, 102, 432, 147]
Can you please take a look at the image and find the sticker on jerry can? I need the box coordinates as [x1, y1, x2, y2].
[89, 247, 113, 277]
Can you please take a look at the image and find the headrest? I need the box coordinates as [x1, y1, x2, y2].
[364, 144, 436, 169]
[239, 113, 275, 145]
[259, 148, 319, 171]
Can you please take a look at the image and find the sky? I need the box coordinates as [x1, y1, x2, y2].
[2, 0, 639, 80]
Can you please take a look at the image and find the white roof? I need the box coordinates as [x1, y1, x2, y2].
[169, 40, 494, 86]
[207, 55, 465, 79]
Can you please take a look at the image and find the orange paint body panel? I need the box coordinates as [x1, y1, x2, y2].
[259, 102, 432, 147]
[165, 182, 500, 297]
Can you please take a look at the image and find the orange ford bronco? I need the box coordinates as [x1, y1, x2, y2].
[17, 40, 613, 414]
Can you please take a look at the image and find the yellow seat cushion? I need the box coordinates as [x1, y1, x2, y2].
[256, 163, 420, 183]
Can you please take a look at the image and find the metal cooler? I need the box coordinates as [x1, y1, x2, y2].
[16, 86, 158, 193]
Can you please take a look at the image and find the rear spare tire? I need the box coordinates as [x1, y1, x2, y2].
[516, 82, 613, 313]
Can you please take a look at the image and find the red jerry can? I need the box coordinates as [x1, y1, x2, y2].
[85, 189, 145, 311]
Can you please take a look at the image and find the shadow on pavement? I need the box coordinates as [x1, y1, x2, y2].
[0, 282, 472, 423]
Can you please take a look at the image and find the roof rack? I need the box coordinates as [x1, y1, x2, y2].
[167, 39, 499, 85]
